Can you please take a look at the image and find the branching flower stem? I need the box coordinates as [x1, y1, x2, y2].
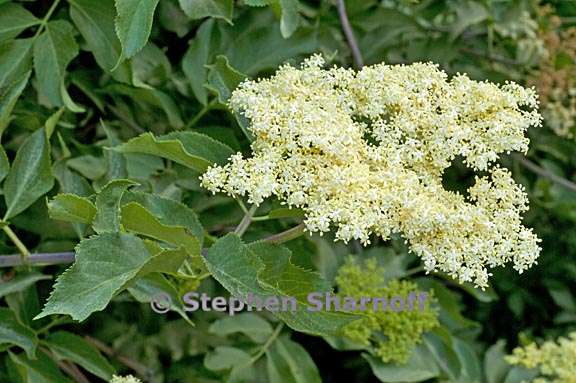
[336, 0, 364, 69]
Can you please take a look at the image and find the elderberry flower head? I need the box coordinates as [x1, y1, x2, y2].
[200, 54, 543, 288]
[335, 257, 438, 364]
[506, 332, 576, 383]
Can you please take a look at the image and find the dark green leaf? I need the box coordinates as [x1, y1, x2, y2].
[0, 308, 37, 358]
[3, 128, 54, 220]
[178, 0, 233, 23]
[33, 20, 79, 108]
[0, 3, 39, 43]
[35, 232, 162, 321]
[114, 0, 160, 61]
[113, 131, 235, 172]
[47, 194, 97, 225]
[46, 331, 115, 380]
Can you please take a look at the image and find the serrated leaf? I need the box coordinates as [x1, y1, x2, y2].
[113, 131, 234, 172]
[244, 0, 273, 6]
[33, 20, 79, 108]
[127, 273, 193, 324]
[0, 308, 38, 359]
[8, 350, 73, 383]
[114, 0, 160, 62]
[206, 55, 247, 103]
[204, 234, 358, 336]
[0, 70, 31, 135]
[0, 3, 39, 43]
[35, 232, 167, 321]
[46, 331, 115, 380]
[69, 0, 123, 72]
[0, 38, 33, 89]
[208, 313, 273, 343]
[122, 191, 204, 246]
[0, 273, 51, 299]
[266, 335, 321, 383]
[363, 345, 440, 382]
[47, 194, 96, 225]
[3, 128, 54, 220]
[178, 0, 233, 23]
[92, 179, 136, 233]
[121, 202, 201, 256]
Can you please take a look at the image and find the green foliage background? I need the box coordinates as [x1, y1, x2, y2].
[0, 0, 575, 382]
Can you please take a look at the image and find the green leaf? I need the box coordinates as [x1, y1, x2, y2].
[47, 194, 97, 225]
[122, 191, 204, 246]
[92, 179, 136, 233]
[363, 345, 440, 382]
[113, 131, 235, 172]
[46, 331, 115, 380]
[178, 0, 233, 23]
[206, 55, 247, 103]
[127, 273, 193, 324]
[278, 0, 300, 38]
[0, 273, 51, 299]
[69, 0, 123, 72]
[208, 313, 273, 343]
[0, 38, 33, 89]
[268, 207, 305, 219]
[3, 128, 54, 220]
[204, 346, 252, 371]
[181, 19, 219, 105]
[0, 308, 38, 358]
[114, 0, 160, 62]
[44, 107, 65, 139]
[484, 340, 511, 383]
[204, 234, 358, 336]
[266, 335, 322, 383]
[0, 139, 10, 182]
[120, 202, 201, 256]
[66, 155, 107, 180]
[35, 232, 162, 321]
[8, 350, 73, 383]
[105, 84, 184, 128]
[0, 70, 31, 135]
[33, 20, 79, 108]
[0, 3, 39, 43]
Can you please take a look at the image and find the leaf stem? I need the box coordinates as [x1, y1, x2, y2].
[263, 223, 306, 244]
[186, 99, 217, 129]
[1, 225, 31, 263]
[512, 153, 576, 193]
[248, 323, 284, 365]
[234, 204, 258, 237]
[33, 0, 62, 39]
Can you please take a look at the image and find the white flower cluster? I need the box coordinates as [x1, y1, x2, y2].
[200, 55, 542, 288]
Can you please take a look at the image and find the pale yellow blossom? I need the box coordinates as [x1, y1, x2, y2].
[201, 55, 542, 288]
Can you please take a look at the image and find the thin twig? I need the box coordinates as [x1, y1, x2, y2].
[84, 336, 153, 381]
[42, 347, 90, 383]
[0, 252, 75, 267]
[513, 153, 576, 193]
[336, 0, 364, 69]
[263, 223, 306, 245]
[233, 205, 258, 237]
[0, 223, 307, 268]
